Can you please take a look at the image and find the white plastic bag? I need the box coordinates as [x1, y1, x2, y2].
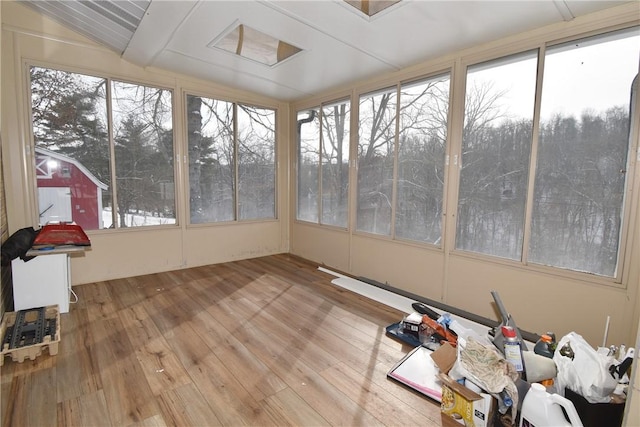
[553, 331, 618, 403]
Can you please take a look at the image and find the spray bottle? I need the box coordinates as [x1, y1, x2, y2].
[502, 325, 526, 380]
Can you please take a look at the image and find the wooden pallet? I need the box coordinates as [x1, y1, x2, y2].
[0, 305, 60, 366]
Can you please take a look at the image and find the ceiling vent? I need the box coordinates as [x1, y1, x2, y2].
[210, 23, 302, 67]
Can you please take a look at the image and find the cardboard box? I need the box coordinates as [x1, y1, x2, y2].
[439, 373, 495, 427]
[430, 341, 457, 374]
[431, 342, 496, 427]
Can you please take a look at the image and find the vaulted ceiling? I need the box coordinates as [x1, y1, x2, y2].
[21, 0, 629, 101]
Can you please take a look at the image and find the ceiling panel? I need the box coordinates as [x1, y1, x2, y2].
[20, 0, 631, 101]
[21, 0, 150, 53]
[155, 1, 397, 99]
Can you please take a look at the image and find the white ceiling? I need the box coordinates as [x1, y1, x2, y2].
[22, 0, 629, 102]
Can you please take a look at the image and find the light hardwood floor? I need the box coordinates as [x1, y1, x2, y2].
[1, 254, 444, 426]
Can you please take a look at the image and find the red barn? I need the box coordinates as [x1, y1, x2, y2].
[35, 147, 108, 230]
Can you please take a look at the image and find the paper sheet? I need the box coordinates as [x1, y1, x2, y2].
[387, 346, 442, 402]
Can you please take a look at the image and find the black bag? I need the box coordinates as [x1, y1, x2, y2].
[1, 227, 40, 266]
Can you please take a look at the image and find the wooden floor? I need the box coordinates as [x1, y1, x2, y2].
[1, 254, 444, 426]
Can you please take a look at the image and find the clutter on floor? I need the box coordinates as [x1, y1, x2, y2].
[386, 291, 632, 427]
[0, 305, 60, 366]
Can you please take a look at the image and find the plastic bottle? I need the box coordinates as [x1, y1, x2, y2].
[534, 334, 555, 358]
[519, 383, 584, 427]
[498, 389, 513, 414]
[502, 325, 526, 380]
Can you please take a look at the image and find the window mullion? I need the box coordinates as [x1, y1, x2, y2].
[233, 103, 239, 221]
[106, 78, 118, 229]
[618, 74, 639, 283]
[390, 84, 401, 239]
[445, 59, 467, 255]
[318, 108, 324, 225]
[521, 46, 545, 266]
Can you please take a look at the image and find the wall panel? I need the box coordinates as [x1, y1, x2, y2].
[350, 235, 445, 300]
[291, 223, 350, 272]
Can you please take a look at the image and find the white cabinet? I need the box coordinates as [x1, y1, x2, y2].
[11, 253, 71, 313]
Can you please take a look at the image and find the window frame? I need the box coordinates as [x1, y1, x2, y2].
[26, 62, 178, 232]
[454, 49, 539, 261]
[354, 72, 452, 248]
[451, 26, 640, 285]
[295, 97, 351, 230]
[184, 91, 279, 226]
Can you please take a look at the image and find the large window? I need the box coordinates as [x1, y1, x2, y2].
[237, 105, 276, 220]
[297, 108, 320, 223]
[456, 52, 538, 259]
[456, 27, 639, 278]
[187, 95, 276, 223]
[395, 78, 449, 243]
[529, 29, 639, 277]
[357, 87, 397, 235]
[30, 67, 175, 230]
[356, 74, 450, 244]
[321, 101, 351, 226]
[296, 99, 350, 228]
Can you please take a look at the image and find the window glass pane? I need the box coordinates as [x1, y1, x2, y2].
[30, 67, 112, 230]
[530, 28, 639, 276]
[237, 105, 276, 220]
[456, 51, 538, 259]
[321, 100, 350, 227]
[297, 109, 320, 223]
[396, 75, 449, 244]
[357, 88, 397, 235]
[188, 95, 235, 223]
[112, 81, 175, 227]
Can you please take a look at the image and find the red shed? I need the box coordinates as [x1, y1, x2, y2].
[35, 147, 108, 230]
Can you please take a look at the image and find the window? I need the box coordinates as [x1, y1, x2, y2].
[395, 78, 449, 244]
[357, 87, 397, 235]
[456, 52, 538, 259]
[296, 99, 350, 228]
[237, 105, 276, 220]
[297, 108, 320, 223]
[29, 66, 175, 230]
[529, 28, 639, 277]
[455, 27, 639, 278]
[112, 81, 175, 227]
[357, 74, 450, 243]
[321, 101, 350, 226]
[187, 95, 276, 223]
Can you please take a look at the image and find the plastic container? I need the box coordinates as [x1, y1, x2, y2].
[534, 333, 556, 358]
[519, 383, 583, 427]
[502, 326, 526, 379]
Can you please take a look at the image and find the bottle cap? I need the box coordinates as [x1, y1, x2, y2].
[501, 326, 516, 338]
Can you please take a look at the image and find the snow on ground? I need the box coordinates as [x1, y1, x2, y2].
[102, 207, 176, 228]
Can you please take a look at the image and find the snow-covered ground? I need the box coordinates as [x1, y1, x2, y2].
[102, 207, 176, 228]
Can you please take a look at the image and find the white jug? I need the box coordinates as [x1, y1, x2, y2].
[519, 383, 583, 427]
